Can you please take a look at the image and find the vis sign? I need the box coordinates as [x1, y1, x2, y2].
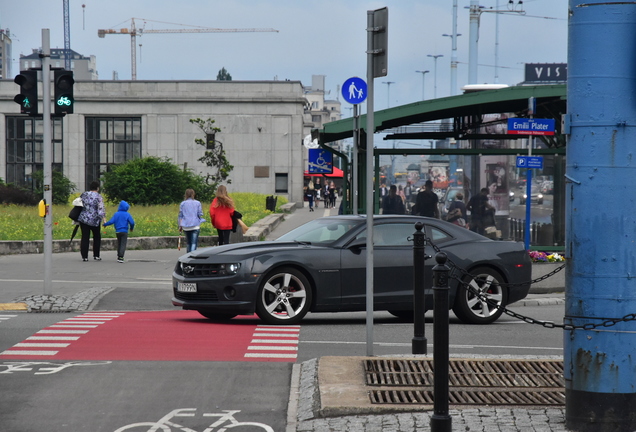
[507, 118, 555, 136]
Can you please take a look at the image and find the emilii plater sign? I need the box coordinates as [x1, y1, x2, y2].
[507, 118, 555, 136]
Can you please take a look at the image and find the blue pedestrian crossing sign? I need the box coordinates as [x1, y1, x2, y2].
[342, 77, 367, 105]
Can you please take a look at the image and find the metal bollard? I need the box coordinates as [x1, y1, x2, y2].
[412, 222, 429, 355]
[430, 252, 452, 432]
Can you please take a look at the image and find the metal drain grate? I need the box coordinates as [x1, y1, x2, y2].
[369, 389, 566, 405]
[365, 359, 565, 406]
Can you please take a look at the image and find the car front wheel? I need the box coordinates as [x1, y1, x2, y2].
[256, 267, 313, 325]
[452, 267, 508, 324]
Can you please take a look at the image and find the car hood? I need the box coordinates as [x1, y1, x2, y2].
[178, 241, 317, 262]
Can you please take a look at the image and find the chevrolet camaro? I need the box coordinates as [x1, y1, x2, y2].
[172, 215, 532, 325]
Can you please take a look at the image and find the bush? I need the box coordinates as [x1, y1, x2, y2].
[0, 184, 39, 205]
[32, 170, 76, 205]
[101, 156, 214, 205]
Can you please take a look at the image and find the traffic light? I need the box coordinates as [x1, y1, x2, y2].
[54, 69, 74, 116]
[14, 70, 38, 116]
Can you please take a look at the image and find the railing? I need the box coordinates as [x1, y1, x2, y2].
[508, 218, 554, 246]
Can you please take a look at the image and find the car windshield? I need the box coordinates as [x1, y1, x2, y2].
[275, 218, 361, 244]
[446, 189, 461, 201]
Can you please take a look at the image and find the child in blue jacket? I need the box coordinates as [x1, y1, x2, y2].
[104, 201, 135, 263]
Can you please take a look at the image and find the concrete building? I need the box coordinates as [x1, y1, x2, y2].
[18, 48, 98, 81]
[303, 75, 343, 169]
[0, 79, 307, 205]
[0, 29, 12, 80]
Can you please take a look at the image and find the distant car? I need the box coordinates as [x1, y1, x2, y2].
[439, 187, 467, 220]
[172, 215, 532, 325]
[519, 185, 544, 205]
[509, 190, 515, 202]
[541, 181, 554, 195]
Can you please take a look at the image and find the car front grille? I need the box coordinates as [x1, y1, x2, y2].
[174, 290, 219, 302]
[176, 263, 233, 278]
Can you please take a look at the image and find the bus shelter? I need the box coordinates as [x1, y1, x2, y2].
[317, 84, 567, 249]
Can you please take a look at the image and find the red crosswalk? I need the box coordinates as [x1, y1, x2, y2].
[0, 311, 299, 362]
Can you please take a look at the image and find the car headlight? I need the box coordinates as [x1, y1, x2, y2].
[538, 194, 543, 199]
[523, 194, 528, 199]
[224, 263, 241, 275]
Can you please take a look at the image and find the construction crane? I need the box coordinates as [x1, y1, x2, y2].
[98, 18, 279, 80]
[63, 0, 71, 70]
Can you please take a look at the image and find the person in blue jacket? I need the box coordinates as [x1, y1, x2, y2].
[104, 201, 135, 263]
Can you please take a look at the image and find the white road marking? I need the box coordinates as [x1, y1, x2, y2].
[0, 350, 58, 356]
[244, 353, 297, 358]
[247, 346, 298, 351]
[14, 343, 70, 348]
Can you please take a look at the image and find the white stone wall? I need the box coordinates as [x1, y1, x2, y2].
[0, 79, 307, 205]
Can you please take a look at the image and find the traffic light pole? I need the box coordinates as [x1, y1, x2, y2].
[42, 29, 53, 296]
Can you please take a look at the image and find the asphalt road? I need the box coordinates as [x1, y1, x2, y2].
[0, 204, 566, 431]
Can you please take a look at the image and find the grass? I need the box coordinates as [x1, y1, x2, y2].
[0, 192, 287, 241]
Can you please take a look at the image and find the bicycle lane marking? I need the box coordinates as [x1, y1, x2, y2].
[0, 312, 124, 357]
[0, 311, 297, 362]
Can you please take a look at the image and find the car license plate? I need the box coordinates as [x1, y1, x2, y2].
[177, 282, 197, 293]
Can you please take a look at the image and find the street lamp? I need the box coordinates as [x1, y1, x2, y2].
[381, 81, 395, 108]
[415, 70, 429, 101]
[442, 33, 462, 96]
[427, 54, 444, 99]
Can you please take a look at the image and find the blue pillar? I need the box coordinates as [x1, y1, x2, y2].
[566, 2, 636, 430]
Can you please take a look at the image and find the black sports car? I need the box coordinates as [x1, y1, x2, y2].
[172, 215, 532, 325]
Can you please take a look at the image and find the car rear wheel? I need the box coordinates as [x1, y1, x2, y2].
[256, 267, 313, 325]
[452, 267, 507, 324]
[197, 311, 237, 321]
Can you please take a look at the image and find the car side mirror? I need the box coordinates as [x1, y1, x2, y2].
[347, 238, 367, 250]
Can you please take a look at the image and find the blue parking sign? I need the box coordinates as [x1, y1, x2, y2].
[342, 77, 367, 105]
[516, 156, 543, 169]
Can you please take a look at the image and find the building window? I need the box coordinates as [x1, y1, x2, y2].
[311, 101, 319, 109]
[312, 115, 321, 123]
[5, 117, 63, 189]
[85, 117, 142, 189]
[275, 173, 288, 193]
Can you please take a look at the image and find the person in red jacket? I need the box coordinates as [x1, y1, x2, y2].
[210, 185, 235, 245]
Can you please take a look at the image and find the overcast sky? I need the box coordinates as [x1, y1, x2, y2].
[2, 0, 567, 112]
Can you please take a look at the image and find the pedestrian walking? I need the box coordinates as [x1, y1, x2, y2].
[329, 181, 337, 208]
[103, 200, 135, 263]
[466, 188, 493, 235]
[178, 188, 206, 252]
[78, 181, 106, 262]
[381, 185, 406, 215]
[413, 180, 440, 218]
[210, 185, 235, 246]
[446, 192, 467, 228]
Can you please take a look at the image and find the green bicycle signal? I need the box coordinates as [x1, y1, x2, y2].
[56, 96, 72, 107]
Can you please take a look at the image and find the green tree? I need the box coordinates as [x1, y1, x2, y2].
[32, 169, 76, 205]
[189, 118, 234, 192]
[101, 156, 213, 205]
[216, 67, 232, 81]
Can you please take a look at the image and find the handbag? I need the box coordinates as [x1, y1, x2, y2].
[237, 218, 249, 234]
[447, 207, 462, 222]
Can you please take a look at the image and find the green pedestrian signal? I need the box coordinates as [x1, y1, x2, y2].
[54, 69, 74, 116]
[14, 70, 38, 116]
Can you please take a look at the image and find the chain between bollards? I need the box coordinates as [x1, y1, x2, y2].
[431, 251, 452, 432]
[412, 222, 429, 355]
